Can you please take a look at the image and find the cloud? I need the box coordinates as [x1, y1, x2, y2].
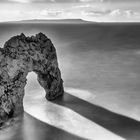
[79, 0, 93, 2]
[72, 4, 92, 8]
[8, 0, 31, 3]
[4, 0, 56, 3]
[82, 9, 111, 17]
[109, 9, 138, 17]
[1, 0, 104, 3]
[0, 10, 21, 21]
[78, 0, 105, 2]
[0, 2, 139, 22]
[1, 0, 139, 3]
[40, 9, 63, 17]
[80, 6, 140, 22]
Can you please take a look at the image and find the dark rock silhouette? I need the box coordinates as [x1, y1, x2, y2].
[0, 33, 64, 127]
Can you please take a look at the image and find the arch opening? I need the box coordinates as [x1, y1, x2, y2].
[24, 72, 46, 112]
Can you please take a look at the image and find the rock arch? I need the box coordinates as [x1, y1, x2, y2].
[0, 33, 64, 126]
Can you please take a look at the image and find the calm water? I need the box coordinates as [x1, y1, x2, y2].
[1, 22, 140, 140]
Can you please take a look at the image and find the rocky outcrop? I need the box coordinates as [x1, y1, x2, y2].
[0, 33, 64, 127]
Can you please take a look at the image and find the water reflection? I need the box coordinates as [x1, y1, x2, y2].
[24, 90, 124, 140]
[53, 92, 140, 140]
[0, 113, 85, 140]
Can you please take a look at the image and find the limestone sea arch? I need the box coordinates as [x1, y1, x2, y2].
[0, 33, 64, 127]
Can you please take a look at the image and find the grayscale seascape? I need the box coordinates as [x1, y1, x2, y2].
[0, 21, 140, 140]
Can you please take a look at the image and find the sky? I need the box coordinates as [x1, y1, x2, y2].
[0, 0, 139, 3]
[0, 0, 140, 22]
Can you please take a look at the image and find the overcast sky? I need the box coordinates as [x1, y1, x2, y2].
[0, 0, 140, 22]
[0, 0, 140, 3]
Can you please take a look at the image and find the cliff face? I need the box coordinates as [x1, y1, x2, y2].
[0, 33, 64, 127]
